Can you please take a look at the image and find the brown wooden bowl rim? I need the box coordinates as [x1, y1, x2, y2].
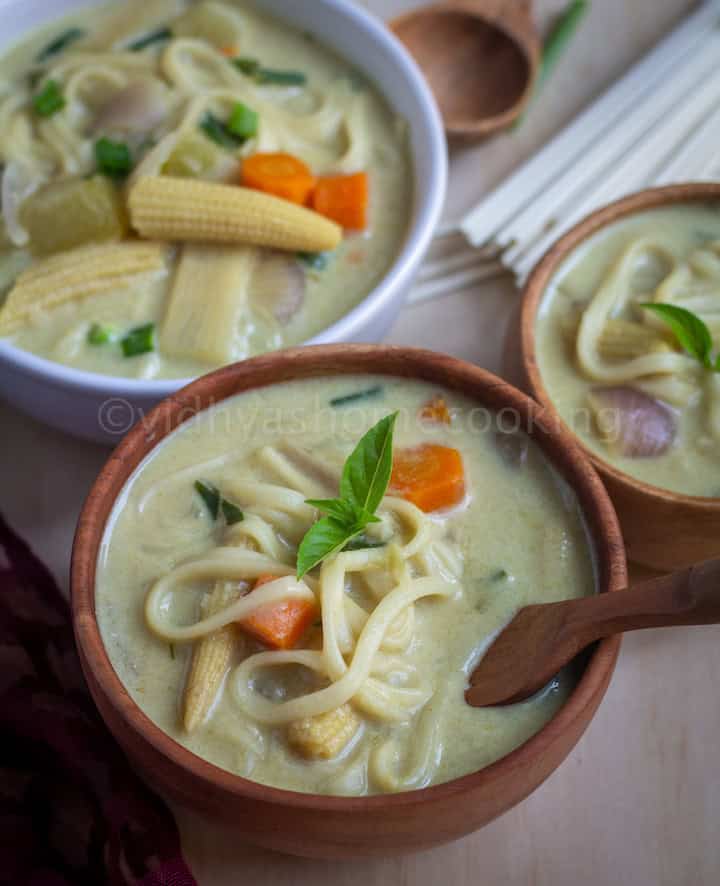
[521, 182, 720, 511]
[71, 344, 625, 813]
[390, 0, 540, 136]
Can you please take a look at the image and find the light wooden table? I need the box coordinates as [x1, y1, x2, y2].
[2, 1, 719, 883]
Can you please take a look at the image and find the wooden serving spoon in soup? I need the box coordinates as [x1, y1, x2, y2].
[466, 557, 720, 707]
[390, 0, 540, 138]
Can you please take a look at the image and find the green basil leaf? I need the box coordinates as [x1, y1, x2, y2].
[296, 516, 361, 579]
[305, 498, 357, 524]
[340, 412, 398, 515]
[640, 303, 714, 368]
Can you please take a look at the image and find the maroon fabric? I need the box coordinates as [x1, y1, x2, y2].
[0, 514, 197, 886]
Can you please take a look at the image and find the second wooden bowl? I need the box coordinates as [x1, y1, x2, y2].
[512, 184, 720, 573]
[72, 345, 625, 858]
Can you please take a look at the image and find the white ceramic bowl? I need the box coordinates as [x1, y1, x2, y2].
[0, 0, 447, 444]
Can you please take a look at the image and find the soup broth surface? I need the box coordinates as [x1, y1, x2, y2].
[537, 204, 720, 497]
[0, 1, 410, 378]
[97, 376, 596, 795]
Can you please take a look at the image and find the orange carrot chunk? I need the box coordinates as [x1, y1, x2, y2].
[219, 45, 238, 57]
[389, 445, 465, 513]
[311, 172, 368, 230]
[419, 395, 451, 425]
[241, 153, 317, 205]
[239, 574, 317, 649]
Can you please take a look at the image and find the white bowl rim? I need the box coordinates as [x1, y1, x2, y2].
[0, 0, 447, 399]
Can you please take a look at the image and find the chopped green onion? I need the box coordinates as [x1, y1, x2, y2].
[227, 102, 259, 139]
[195, 480, 221, 519]
[121, 323, 155, 357]
[232, 57, 306, 86]
[95, 138, 133, 179]
[539, 0, 588, 87]
[32, 80, 66, 117]
[169, 642, 176, 660]
[36, 27, 85, 63]
[221, 499, 244, 525]
[490, 569, 509, 583]
[330, 386, 383, 408]
[87, 323, 118, 346]
[232, 57, 260, 76]
[255, 68, 306, 86]
[199, 111, 243, 149]
[297, 251, 330, 271]
[127, 26, 173, 51]
[344, 536, 386, 551]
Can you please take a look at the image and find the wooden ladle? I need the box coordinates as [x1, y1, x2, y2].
[466, 557, 720, 707]
[390, 0, 540, 138]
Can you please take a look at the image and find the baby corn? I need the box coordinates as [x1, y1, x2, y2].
[287, 703, 360, 760]
[128, 176, 343, 253]
[183, 583, 240, 733]
[0, 241, 168, 334]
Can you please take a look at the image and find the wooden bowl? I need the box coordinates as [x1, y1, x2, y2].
[513, 184, 720, 573]
[71, 344, 626, 858]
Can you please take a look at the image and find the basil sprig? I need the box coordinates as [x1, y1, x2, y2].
[640, 303, 720, 372]
[297, 412, 398, 578]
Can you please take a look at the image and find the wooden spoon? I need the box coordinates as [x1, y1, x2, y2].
[466, 557, 720, 707]
[390, 0, 540, 139]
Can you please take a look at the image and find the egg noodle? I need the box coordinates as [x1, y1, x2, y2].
[573, 236, 720, 436]
[143, 442, 464, 791]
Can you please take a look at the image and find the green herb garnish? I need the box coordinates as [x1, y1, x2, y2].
[221, 499, 245, 526]
[32, 80, 66, 117]
[95, 138, 133, 179]
[297, 251, 330, 271]
[297, 412, 397, 578]
[640, 303, 720, 372]
[199, 111, 243, 148]
[232, 57, 306, 86]
[36, 27, 85, 62]
[329, 386, 383, 408]
[490, 569, 509, 583]
[127, 27, 173, 51]
[255, 68, 306, 86]
[169, 642, 176, 660]
[344, 536, 387, 551]
[195, 481, 245, 525]
[121, 323, 155, 357]
[539, 0, 588, 88]
[227, 102, 259, 140]
[87, 323, 118, 346]
[195, 480, 221, 518]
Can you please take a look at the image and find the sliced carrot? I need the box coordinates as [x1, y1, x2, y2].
[219, 45, 238, 57]
[239, 574, 318, 649]
[311, 172, 368, 230]
[241, 153, 317, 205]
[389, 445, 465, 513]
[419, 395, 451, 425]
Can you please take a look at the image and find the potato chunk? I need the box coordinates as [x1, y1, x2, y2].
[20, 176, 128, 256]
[287, 704, 360, 760]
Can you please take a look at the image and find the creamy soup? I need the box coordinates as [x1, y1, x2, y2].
[537, 204, 720, 497]
[0, 1, 410, 379]
[97, 376, 596, 796]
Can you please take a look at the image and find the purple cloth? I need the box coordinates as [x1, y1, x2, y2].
[0, 514, 197, 886]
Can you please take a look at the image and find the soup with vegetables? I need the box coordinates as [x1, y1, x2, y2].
[0, 1, 410, 379]
[537, 204, 720, 497]
[97, 376, 596, 795]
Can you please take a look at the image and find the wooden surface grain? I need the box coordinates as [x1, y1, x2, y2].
[2, 0, 718, 883]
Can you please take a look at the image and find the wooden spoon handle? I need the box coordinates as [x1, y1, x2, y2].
[562, 557, 720, 648]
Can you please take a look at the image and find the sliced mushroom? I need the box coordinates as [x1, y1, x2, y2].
[92, 79, 168, 137]
[587, 386, 676, 458]
[251, 252, 306, 326]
